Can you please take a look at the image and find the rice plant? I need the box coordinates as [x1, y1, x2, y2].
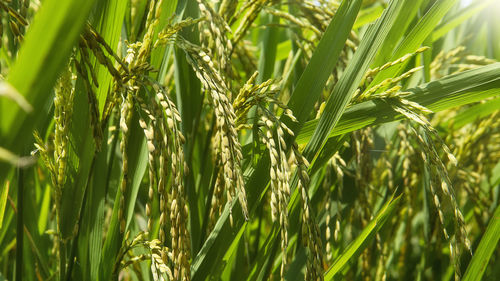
[0, 0, 499, 280]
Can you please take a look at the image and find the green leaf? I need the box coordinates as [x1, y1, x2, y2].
[99, 109, 147, 281]
[0, 181, 8, 229]
[100, 183, 123, 281]
[462, 204, 500, 281]
[37, 183, 51, 234]
[0, 82, 32, 113]
[191, 200, 239, 280]
[392, 0, 457, 59]
[247, 226, 280, 281]
[72, 2, 128, 279]
[0, 0, 98, 181]
[276, 41, 291, 62]
[286, 0, 362, 131]
[430, 0, 493, 42]
[92, 0, 128, 116]
[324, 194, 401, 280]
[297, 63, 500, 144]
[59, 79, 96, 239]
[303, 0, 403, 161]
[151, 0, 179, 74]
[257, 13, 279, 83]
[449, 95, 500, 129]
[353, 4, 384, 30]
[371, 0, 423, 67]
[77, 131, 111, 281]
[124, 124, 148, 231]
[0, 147, 34, 167]
[370, 0, 457, 86]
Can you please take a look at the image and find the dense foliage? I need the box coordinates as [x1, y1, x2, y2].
[0, 0, 499, 280]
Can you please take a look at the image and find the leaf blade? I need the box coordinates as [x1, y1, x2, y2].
[462, 204, 500, 281]
[324, 194, 401, 280]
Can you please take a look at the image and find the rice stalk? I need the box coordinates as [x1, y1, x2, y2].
[232, 0, 268, 47]
[260, 115, 291, 280]
[197, 0, 233, 76]
[293, 144, 324, 281]
[178, 38, 249, 222]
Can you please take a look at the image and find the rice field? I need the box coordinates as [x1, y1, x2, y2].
[0, 0, 499, 280]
